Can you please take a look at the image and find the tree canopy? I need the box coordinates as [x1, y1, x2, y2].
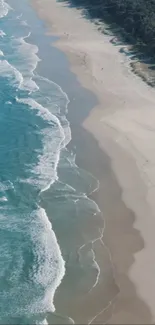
[63, 0, 155, 57]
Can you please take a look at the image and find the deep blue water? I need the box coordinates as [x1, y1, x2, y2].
[0, 0, 103, 323]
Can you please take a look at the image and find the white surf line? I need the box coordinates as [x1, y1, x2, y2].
[77, 195, 102, 291]
[78, 215, 120, 322]
[77, 242, 86, 260]
[89, 178, 100, 195]
[88, 227, 105, 292]
[0, 30, 6, 37]
[88, 294, 117, 325]
[94, 225, 119, 290]
[77, 227, 103, 292]
[89, 247, 101, 290]
[68, 154, 100, 194]
[47, 311, 75, 325]
[65, 155, 80, 176]
[89, 225, 120, 324]
[84, 194, 101, 213]
[23, 31, 31, 40]
[74, 169, 101, 290]
[35, 74, 70, 111]
[16, 13, 23, 19]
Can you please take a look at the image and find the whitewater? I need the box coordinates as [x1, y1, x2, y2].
[0, 0, 70, 322]
[0, 0, 102, 323]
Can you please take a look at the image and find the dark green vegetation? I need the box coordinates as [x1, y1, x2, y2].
[62, 0, 155, 58]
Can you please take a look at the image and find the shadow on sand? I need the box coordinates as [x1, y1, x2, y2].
[58, 0, 155, 87]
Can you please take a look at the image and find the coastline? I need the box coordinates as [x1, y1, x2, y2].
[30, 0, 155, 323]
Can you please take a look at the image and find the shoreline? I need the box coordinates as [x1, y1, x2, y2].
[30, 0, 155, 323]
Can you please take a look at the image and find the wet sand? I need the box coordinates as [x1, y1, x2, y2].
[31, 0, 155, 323]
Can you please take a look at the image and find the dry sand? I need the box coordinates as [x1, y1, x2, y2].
[31, 0, 155, 323]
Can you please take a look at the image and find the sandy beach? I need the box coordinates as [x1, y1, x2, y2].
[30, 0, 155, 323]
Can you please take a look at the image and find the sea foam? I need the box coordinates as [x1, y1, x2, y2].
[0, 180, 14, 192]
[0, 59, 23, 88]
[16, 97, 66, 190]
[0, 29, 6, 37]
[0, 0, 11, 19]
[10, 32, 40, 92]
[0, 196, 7, 202]
[30, 207, 65, 312]
[0, 1, 69, 323]
[35, 74, 71, 145]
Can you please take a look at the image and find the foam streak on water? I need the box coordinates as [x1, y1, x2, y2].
[0, 29, 6, 37]
[0, 59, 24, 87]
[30, 207, 65, 312]
[0, 0, 11, 18]
[0, 1, 102, 323]
[15, 96, 71, 191]
[0, 2, 70, 322]
[10, 32, 40, 92]
[14, 60, 70, 324]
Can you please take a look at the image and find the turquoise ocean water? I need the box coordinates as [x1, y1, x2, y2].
[0, 0, 103, 323]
